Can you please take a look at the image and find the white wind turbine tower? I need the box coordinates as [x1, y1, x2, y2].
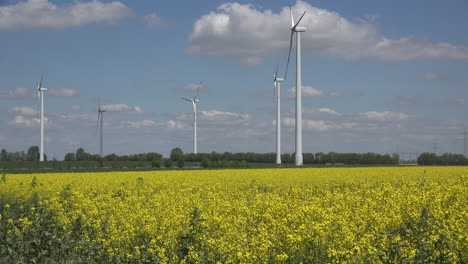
[182, 84, 201, 154]
[37, 75, 47, 162]
[285, 1, 307, 166]
[274, 65, 284, 165]
[97, 103, 106, 158]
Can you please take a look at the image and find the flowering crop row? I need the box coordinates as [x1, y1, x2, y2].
[0, 167, 467, 263]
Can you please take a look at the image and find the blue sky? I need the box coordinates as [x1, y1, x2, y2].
[1, 0, 467, 159]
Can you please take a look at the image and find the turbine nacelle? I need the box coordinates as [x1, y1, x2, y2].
[294, 26, 307, 32]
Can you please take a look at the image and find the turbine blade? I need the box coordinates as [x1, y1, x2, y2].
[284, 31, 294, 79]
[194, 86, 200, 100]
[274, 64, 279, 81]
[38, 74, 43, 90]
[293, 11, 306, 30]
[288, 0, 294, 27]
[182, 98, 192, 101]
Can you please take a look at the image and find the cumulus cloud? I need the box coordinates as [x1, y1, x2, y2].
[101, 104, 144, 114]
[0, 87, 33, 99]
[0, 0, 133, 30]
[281, 117, 355, 131]
[9, 115, 45, 127]
[9, 106, 38, 116]
[239, 56, 264, 66]
[144, 13, 170, 28]
[200, 110, 251, 122]
[49, 88, 79, 97]
[187, 1, 468, 61]
[167, 120, 189, 130]
[318, 108, 341, 116]
[287, 86, 340, 99]
[124, 120, 157, 128]
[303, 107, 342, 117]
[361, 111, 411, 122]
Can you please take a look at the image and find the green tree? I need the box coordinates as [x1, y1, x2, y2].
[1, 148, 7, 161]
[170, 147, 184, 162]
[75, 148, 86, 161]
[200, 158, 210, 168]
[27, 146, 40, 161]
[163, 158, 173, 168]
[177, 157, 184, 168]
[64, 152, 75, 161]
[152, 157, 161, 168]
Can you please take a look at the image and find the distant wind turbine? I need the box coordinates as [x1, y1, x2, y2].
[97, 103, 106, 157]
[37, 75, 47, 162]
[182, 83, 201, 154]
[274, 65, 284, 165]
[285, 0, 307, 166]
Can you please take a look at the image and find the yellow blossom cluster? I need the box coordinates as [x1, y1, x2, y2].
[0, 167, 467, 263]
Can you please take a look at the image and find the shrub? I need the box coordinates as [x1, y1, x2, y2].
[177, 157, 184, 168]
[200, 158, 209, 168]
[164, 158, 173, 168]
[151, 158, 161, 168]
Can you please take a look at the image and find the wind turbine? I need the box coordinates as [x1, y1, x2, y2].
[37, 75, 47, 162]
[97, 103, 106, 158]
[274, 65, 284, 165]
[285, 1, 306, 166]
[182, 83, 201, 154]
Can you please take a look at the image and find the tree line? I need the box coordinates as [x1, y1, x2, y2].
[1, 146, 399, 165]
[0, 146, 47, 162]
[417, 152, 468, 165]
[3, 146, 466, 166]
[178, 149, 400, 165]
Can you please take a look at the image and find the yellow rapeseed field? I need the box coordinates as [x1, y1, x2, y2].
[1, 167, 467, 263]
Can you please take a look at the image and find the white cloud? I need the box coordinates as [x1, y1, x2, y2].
[303, 107, 342, 116]
[318, 108, 341, 116]
[49, 88, 79, 97]
[0, 87, 33, 99]
[282, 117, 348, 131]
[9, 115, 46, 127]
[101, 104, 144, 114]
[71, 105, 81, 111]
[187, 1, 468, 61]
[124, 120, 157, 128]
[0, 0, 133, 30]
[361, 111, 411, 122]
[9, 106, 38, 116]
[288, 86, 340, 99]
[200, 110, 251, 122]
[167, 120, 189, 130]
[239, 56, 264, 66]
[144, 13, 170, 28]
